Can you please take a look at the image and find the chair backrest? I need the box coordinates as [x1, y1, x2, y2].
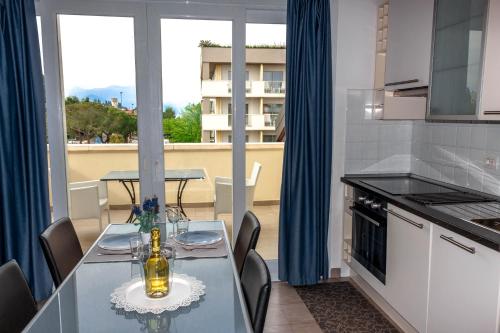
[39, 217, 83, 287]
[240, 250, 271, 333]
[247, 162, 262, 187]
[69, 183, 100, 220]
[69, 180, 108, 200]
[0, 260, 38, 333]
[234, 211, 261, 276]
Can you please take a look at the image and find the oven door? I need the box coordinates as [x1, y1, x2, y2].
[351, 206, 387, 284]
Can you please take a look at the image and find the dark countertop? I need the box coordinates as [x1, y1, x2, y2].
[341, 173, 500, 252]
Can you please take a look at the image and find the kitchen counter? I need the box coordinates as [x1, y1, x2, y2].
[341, 173, 500, 251]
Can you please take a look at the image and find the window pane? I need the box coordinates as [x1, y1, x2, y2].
[59, 15, 138, 239]
[161, 19, 234, 229]
[246, 23, 286, 260]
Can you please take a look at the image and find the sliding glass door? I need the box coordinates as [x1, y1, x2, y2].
[37, 1, 285, 245]
[160, 18, 234, 235]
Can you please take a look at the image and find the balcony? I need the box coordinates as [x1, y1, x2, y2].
[201, 80, 286, 97]
[202, 114, 277, 131]
[56, 143, 284, 259]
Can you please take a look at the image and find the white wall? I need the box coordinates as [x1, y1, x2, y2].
[329, 0, 380, 274]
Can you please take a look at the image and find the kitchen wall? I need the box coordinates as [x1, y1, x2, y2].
[412, 121, 500, 196]
[344, 89, 413, 174]
[330, 0, 381, 273]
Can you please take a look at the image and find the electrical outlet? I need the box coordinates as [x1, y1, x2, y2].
[485, 156, 498, 169]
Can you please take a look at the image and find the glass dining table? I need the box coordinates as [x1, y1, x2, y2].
[24, 221, 252, 333]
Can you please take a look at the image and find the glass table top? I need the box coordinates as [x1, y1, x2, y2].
[24, 222, 251, 333]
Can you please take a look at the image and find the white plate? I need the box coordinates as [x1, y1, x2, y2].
[98, 233, 137, 251]
[111, 274, 205, 314]
[174, 231, 223, 246]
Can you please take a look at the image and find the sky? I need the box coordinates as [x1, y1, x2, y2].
[56, 16, 286, 112]
[53, 15, 286, 110]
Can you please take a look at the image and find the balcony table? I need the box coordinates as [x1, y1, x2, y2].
[100, 169, 206, 222]
[23, 221, 252, 333]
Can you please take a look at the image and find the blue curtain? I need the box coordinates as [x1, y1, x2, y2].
[279, 0, 333, 285]
[0, 0, 53, 300]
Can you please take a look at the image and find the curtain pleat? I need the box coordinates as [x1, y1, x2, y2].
[278, 0, 333, 285]
[0, 0, 52, 300]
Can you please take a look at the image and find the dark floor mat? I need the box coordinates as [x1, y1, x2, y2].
[295, 281, 399, 333]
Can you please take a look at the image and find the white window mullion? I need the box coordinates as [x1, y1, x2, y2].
[231, 14, 247, 243]
[138, 6, 166, 220]
[40, 8, 69, 220]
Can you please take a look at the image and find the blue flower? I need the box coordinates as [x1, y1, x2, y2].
[132, 205, 142, 216]
[143, 198, 153, 211]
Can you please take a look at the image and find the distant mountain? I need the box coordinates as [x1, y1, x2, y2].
[68, 86, 136, 108]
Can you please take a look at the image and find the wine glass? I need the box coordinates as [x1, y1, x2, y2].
[166, 206, 182, 237]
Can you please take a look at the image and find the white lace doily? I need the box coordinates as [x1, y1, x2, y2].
[110, 273, 205, 314]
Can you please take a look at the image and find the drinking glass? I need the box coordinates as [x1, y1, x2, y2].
[129, 236, 143, 260]
[166, 206, 182, 237]
[161, 243, 176, 291]
[177, 219, 189, 234]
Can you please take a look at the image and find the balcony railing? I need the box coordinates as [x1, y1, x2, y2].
[202, 80, 286, 97]
[264, 81, 286, 94]
[202, 114, 277, 130]
[56, 143, 284, 207]
[264, 113, 279, 127]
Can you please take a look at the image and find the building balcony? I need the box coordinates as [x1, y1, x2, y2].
[202, 113, 278, 131]
[201, 80, 286, 98]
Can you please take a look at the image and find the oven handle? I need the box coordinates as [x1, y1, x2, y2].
[350, 207, 381, 227]
[383, 208, 424, 229]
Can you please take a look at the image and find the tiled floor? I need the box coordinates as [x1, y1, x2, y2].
[72, 205, 279, 259]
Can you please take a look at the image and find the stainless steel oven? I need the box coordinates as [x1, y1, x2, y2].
[351, 188, 387, 284]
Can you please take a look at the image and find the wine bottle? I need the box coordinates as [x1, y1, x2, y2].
[144, 227, 169, 298]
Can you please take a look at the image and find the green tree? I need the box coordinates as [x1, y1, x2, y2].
[65, 97, 137, 143]
[163, 106, 175, 119]
[162, 103, 201, 143]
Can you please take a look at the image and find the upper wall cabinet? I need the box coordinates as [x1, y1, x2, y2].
[428, 0, 500, 120]
[384, 0, 435, 91]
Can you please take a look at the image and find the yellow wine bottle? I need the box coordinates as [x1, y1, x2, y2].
[144, 227, 169, 298]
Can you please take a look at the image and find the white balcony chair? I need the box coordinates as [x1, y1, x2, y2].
[214, 162, 262, 219]
[68, 180, 110, 231]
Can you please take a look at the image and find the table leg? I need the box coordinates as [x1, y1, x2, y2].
[120, 180, 136, 223]
[177, 179, 189, 219]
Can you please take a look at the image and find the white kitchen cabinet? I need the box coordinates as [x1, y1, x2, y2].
[385, 205, 431, 333]
[480, 0, 500, 119]
[427, 224, 500, 333]
[384, 0, 434, 91]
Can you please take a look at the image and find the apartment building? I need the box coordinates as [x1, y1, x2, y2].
[200, 46, 285, 143]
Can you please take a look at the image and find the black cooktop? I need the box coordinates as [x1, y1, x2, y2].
[360, 177, 456, 196]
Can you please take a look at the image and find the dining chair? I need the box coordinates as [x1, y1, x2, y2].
[214, 161, 262, 219]
[0, 260, 38, 333]
[39, 217, 83, 287]
[234, 210, 261, 276]
[240, 250, 271, 333]
[69, 180, 111, 231]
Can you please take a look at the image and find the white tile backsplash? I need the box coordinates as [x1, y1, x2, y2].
[411, 121, 500, 196]
[345, 90, 413, 174]
[344, 91, 500, 196]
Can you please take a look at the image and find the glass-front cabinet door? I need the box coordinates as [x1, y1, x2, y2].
[428, 0, 489, 119]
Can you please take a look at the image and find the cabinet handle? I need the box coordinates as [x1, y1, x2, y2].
[440, 235, 475, 254]
[385, 79, 419, 87]
[483, 111, 500, 115]
[384, 208, 424, 229]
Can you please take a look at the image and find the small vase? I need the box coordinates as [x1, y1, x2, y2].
[140, 231, 151, 245]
